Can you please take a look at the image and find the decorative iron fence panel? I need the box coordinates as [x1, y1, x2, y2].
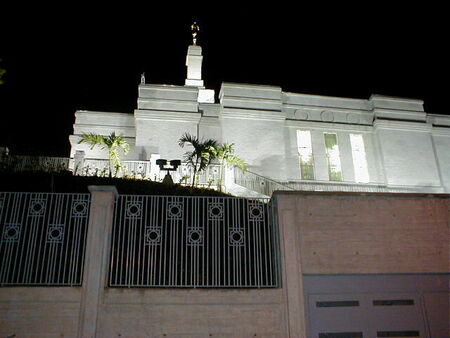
[110, 195, 280, 288]
[0, 192, 90, 286]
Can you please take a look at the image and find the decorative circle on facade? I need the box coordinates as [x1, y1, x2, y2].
[2, 224, 21, 243]
[347, 113, 361, 124]
[321, 110, 334, 122]
[295, 109, 309, 120]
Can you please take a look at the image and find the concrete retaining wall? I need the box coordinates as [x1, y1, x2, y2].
[1, 189, 448, 337]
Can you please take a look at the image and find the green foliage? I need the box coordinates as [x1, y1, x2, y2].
[0, 171, 231, 196]
[78, 132, 130, 177]
[212, 142, 247, 191]
[213, 142, 247, 171]
[178, 134, 248, 191]
[178, 133, 219, 187]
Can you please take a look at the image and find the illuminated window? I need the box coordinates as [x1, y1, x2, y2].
[297, 130, 315, 180]
[350, 134, 369, 183]
[324, 133, 343, 181]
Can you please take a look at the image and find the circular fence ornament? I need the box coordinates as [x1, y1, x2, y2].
[249, 204, 264, 220]
[72, 201, 88, 217]
[126, 201, 143, 218]
[188, 228, 203, 245]
[208, 203, 224, 220]
[29, 199, 46, 216]
[229, 229, 245, 246]
[145, 227, 162, 245]
[2, 224, 21, 243]
[47, 225, 65, 243]
[167, 202, 183, 220]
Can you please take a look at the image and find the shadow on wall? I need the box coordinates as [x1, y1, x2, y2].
[254, 155, 287, 181]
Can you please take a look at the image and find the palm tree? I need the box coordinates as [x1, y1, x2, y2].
[213, 143, 247, 191]
[78, 132, 130, 177]
[178, 133, 219, 187]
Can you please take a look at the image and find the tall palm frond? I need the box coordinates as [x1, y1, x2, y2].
[79, 132, 130, 177]
[78, 133, 106, 150]
[179, 133, 219, 187]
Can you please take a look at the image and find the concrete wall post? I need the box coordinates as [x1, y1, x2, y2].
[276, 194, 308, 337]
[77, 186, 117, 338]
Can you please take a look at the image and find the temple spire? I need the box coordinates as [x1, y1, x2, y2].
[185, 22, 204, 87]
[191, 22, 200, 45]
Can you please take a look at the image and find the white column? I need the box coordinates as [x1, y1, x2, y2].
[73, 150, 85, 175]
[185, 45, 204, 87]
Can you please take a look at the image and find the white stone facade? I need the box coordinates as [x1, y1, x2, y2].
[70, 43, 450, 194]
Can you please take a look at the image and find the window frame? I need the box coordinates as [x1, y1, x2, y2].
[296, 130, 315, 180]
[349, 133, 370, 183]
[324, 132, 343, 182]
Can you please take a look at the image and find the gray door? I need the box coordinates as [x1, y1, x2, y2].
[304, 274, 449, 338]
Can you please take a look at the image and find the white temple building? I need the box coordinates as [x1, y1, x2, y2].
[69, 35, 450, 197]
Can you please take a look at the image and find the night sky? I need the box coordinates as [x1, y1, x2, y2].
[0, 5, 447, 156]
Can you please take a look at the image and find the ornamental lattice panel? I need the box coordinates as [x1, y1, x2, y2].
[0, 192, 90, 285]
[109, 195, 280, 287]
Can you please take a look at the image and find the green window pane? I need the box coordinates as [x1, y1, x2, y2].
[324, 133, 342, 181]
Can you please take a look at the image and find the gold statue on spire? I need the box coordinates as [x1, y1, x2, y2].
[191, 22, 200, 45]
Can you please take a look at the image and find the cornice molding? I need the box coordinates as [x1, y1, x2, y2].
[431, 127, 450, 137]
[75, 110, 133, 118]
[285, 119, 374, 132]
[134, 109, 201, 123]
[221, 108, 285, 121]
[373, 119, 432, 132]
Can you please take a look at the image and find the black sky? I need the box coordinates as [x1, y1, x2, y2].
[0, 5, 447, 156]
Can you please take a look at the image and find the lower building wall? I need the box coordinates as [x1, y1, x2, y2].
[303, 274, 449, 337]
[0, 190, 448, 337]
[275, 191, 449, 337]
[0, 287, 81, 338]
[275, 192, 449, 274]
[97, 288, 287, 337]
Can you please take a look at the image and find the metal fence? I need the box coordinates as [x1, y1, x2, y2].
[76, 159, 151, 179]
[234, 167, 424, 196]
[109, 195, 280, 288]
[234, 167, 294, 197]
[0, 192, 90, 286]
